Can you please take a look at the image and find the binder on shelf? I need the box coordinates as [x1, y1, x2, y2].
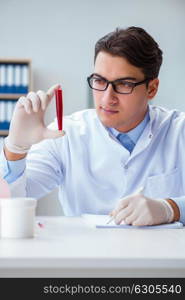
[7, 64, 15, 93]
[0, 64, 7, 93]
[0, 101, 6, 123]
[0, 100, 16, 130]
[21, 64, 29, 93]
[14, 64, 21, 94]
[0, 136, 4, 150]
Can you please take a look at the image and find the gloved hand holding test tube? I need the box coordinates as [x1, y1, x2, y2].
[4, 84, 65, 155]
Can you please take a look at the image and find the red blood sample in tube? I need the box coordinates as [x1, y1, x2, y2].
[55, 87, 63, 131]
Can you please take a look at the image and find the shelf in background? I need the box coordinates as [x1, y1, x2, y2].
[0, 58, 31, 64]
[0, 94, 26, 99]
[0, 130, 9, 136]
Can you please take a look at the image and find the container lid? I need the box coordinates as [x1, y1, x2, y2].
[0, 197, 37, 208]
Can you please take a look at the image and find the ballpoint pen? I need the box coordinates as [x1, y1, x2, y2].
[106, 214, 115, 225]
[106, 186, 144, 224]
[55, 87, 63, 131]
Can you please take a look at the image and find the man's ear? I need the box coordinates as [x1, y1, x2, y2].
[147, 78, 159, 100]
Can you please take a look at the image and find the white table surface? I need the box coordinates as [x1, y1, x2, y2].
[0, 216, 185, 278]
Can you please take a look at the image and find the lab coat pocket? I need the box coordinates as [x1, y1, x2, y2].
[144, 168, 182, 199]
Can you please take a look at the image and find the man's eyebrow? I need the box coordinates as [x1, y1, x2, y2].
[92, 73, 137, 81]
[115, 77, 137, 81]
[92, 73, 107, 80]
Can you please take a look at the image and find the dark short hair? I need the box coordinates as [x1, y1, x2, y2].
[94, 26, 163, 79]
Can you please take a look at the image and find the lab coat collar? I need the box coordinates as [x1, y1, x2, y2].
[95, 105, 158, 160]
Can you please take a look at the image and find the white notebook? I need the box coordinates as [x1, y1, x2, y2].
[82, 214, 183, 229]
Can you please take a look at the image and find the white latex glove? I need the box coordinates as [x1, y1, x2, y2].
[111, 190, 174, 226]
[5, 84, 65, 154]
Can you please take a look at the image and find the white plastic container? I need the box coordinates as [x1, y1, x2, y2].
[0, 197, 37, 238]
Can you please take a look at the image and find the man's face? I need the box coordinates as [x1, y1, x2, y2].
[93, 51, 159, 132]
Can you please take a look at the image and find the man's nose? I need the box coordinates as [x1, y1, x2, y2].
[101, 84, 118, 105]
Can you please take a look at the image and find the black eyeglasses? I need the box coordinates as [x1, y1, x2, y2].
[87, 74, 150, 94]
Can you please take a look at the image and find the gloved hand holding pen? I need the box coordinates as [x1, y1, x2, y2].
[110, 189, 175, 226]
[4, 84, 65, 155]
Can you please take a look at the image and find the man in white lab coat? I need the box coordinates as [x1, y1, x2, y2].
[0, 26, 184, 226]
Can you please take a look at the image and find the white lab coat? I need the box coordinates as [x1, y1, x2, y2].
[2, 105, 185, 217]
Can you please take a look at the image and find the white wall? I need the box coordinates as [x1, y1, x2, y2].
[0, 0, 185, 215]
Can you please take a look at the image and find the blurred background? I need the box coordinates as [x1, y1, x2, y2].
[0, 0, 185, 215]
